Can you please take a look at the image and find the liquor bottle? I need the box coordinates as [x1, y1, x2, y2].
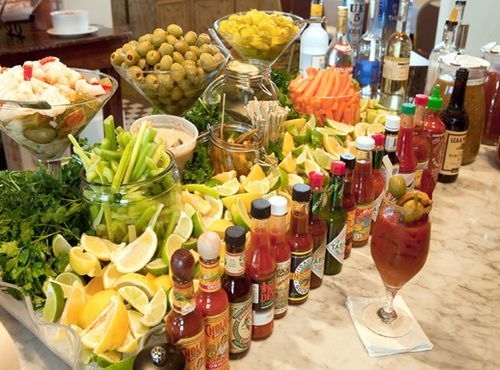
[438, 68, 469, 183]
[370, 133, 386, 228]
[379, 0, 399, 42]
[268, 196, 290, 319]
[345, 0, 367, 55]
[165, 249, 205, 370]
[413, 94, 430, 188]
[382, 115, 400, 183]
[454, 0, 468, 50]
[424, 8, 459, 95]
[287, 184, 313, 304]
[352, 136, 375, 247]
[396, 103, 417, 189]
[246, 199, 275, 340]
[300, 0, 329, 71]
[340, 153, 356, 259]
[380, 0, 412, 112]
[222, 226, 252, 359]
[354, 0, 383, 99]
[195, 231, 229, 369]
[308, 171, 327, 288]
[321, 161, 347, 275]
[423, 86, 446, 183]
[326, 6, 354, 72]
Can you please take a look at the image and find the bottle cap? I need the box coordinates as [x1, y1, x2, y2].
[427, 85, 443, 110]
[385, 115, 401, 131]
[414, 94, 428, 107]
[355, 136, 375, 151]
[340, 153, 356, 169]
[292, 183, 311, 202]
[401, 102, 416, 115]
[331, 160, 346, 176]
[308, 171, 324, 188]
[269, 195, 288, 216]
[197, 231, 221, 260]
[170, 249, 195, 282]
[224, 225, 246, 246]
[371, 133, 385, 147]
[251, 199, 271, 220]
[455, 67, 469, 81]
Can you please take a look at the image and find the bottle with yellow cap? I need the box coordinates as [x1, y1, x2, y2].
[299, 0, 329, 72]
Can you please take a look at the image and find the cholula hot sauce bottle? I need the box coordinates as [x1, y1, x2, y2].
[246, 199, 276, 340]
[195, 231, 229, 369]
[222, 226, 252, 359]
[165, 249, 206, 370]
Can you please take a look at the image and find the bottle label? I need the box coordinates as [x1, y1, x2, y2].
[200, 261, 221, 293]
[371, 190, 386, 222]
[205, 309, 230, 369]
[428, 131, 446, 179]
[274, 259, 291, 315]
[353, 203, 374, 243]
[173, 283, 196, 315]
[251, 277, 275, 326]
[310, 192, 322, 215]
[399, 171, 416, 189]
[229, 297, 252, 354]
[347, 0, 366, 48]
[385, 133, 398, 152]
[311, 238, 326, 280]
[382, 57, 410, 81]
[440, 130, 467, 175]
[382, 155, 399, 188]
[414, 161, 429, 188]
[355, 60, 381, 85]
[224, 251, 245, 276]
[176, 330, 205, 370]
[311, 55, 326, 69]
[326, 224, 346, 264]
[289, 249, 313, 302]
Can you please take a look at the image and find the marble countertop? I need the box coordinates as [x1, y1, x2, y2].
[1, 146, 499, 370]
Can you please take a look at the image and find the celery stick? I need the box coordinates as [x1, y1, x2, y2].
[148, 203, 164, 230]
[124, 122, 148, 183]
[103, 167, 115, 183]
[94, 148, 122, 161]
[103, 116, 117, 150]
[103, 204, 114, 241]
[134, 204, 157, 233]
[128, 225, 137, 242]
[145, 157, 158, 171]
[130, 142, 158, 182]
[111, 160, 119, 173]
[142, 127, 157, 146]
[112, 139, 134, 192]
[117, 131, 131, 148]
[68, 134, 91, 169]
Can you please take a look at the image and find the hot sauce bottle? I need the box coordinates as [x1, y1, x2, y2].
[308, 172, 327, 289]
[371, 133, 387, 230]
[396, 103, 417, 189]
[382, 115, 401, 182]
[222, 226, 252, 359]
[423, 85, 446, 182]
[165, 249, 206, 370]
[340, 153, 356, 259]
[287, 184, 313, 305]
[268, 196, 290, 319]
[246, 199, 275, 340]
[352, 136, 375, 247]
[413, 94, 431, 188]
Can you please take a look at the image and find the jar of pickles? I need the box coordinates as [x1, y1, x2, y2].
[437, 54, 490, 164]
[481, 42, 500, 145]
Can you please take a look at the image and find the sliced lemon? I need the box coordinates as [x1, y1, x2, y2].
[367, 123, 385, 135]
[221, 192, 260, 211]
[81, 234, 122, 261]
[296, 150, 307, 169]
[118, 286, 149, 315]
[60, 281, 87, 326]
[78, 289, 120, 329]
[287, 174, 305, 192]
[183, 203, 196, 218]
[360, 98, 369, 113]
[162, 233, 184, 265]
[284, 118, 307, 131]
[282, 131, 295, 156]
[244, 179, 270, 195]
[215, 178, 240, 197]
[55, 271, 84, 297]
[85, 276, 104, 296]
[326, 119, 355, 134]
[314, 148, 336, 170]
[110, 227, 157, 274]
[278, 152, 296, 173]
[116, 331, 138, 353]
[127, 310, 149, 339]
[212, 170, 237, 183]
[223, 210, 233, 222]
[146, 258, 169, 275]
[323, 132, 345, 157]
[42, 282, 65, 323]
[208, 219, 234, 237]
[102, 263, 124, 290]
[354, 122, 369, 138]
[303, 159, 321, 175]
[52, 234, 72, 257]
[141, 288, 167, 327]
[114, 272, 156, 299]
[230, 197, 251, 231]
[246, 164, 266, 182]
[182, 192, 212, 215]
[69, 247, 102, 277]
[173, 211, 193, 241]
[203, 195, 224, 223]
[153, 274, 173, 293]
[182, 184, 219, 199]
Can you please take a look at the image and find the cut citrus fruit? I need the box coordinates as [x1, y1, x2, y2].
[81, 234, 122, 261]
[215, 178, 240, 197]
[208, 219, 234, 237]
[287, 174, 305, 192]
[243, 179, 270, 195]
[60, 281, 87, 326]
[314, 148, 336, 169]
[95, 351, 122, 367]
[296, 150, 307, 169]
[55, 271, 84, 297]
[323, 132, 345, 157]
[184, 203, 196, 218]
[212, 170, 237, 184]
[282, 131, 295, 156]
[85, 276, 104, 296]
[230, 198, 251, 231]
[69, 247, 102, 277]
[221, 192, 260, 211]
[141, 288, 167, 327]
[191, 212, 207, 238]
[304, 159, 321, 175]
[367, 123, 385, 135]
[52, 234, 72, 257]
[326, 119, 355, 134]
[102, 263, 124, 290]
[153, 274, 173, 293]
[78, 289, 120, 329]
[182, 192, 211, 215]
[278, 152, 296, 173]
[42, 282, 65, 323]
[173, 211, 193, 241]
[146, 258, 169, 275]
[284, 118, 307, 131]
[246, 164, 266, 182]
[116, 331, 138, 353]
[182, 184, 219, 199]
[203, 195, 224, 222]
[127, 310, 149, 339]
[118, 286, 149, 314]
[161, 233, 185, 265]
[110, 227, 157, 273]
[115, 273, 156, 299]
[354, 122, 369, 138]
[182, 237, 198, 250]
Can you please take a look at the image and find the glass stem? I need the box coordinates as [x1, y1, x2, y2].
[43, 159, 62, 179]
[378, 284, 399, 323]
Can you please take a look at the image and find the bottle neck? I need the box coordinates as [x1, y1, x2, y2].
[337, 12, 347, 40]
[173, 280, 196, 315]
[270, 214, 287, 243]
[309, 188, 323, 218]
[395, 0, 409, 33]
[310, 0, 324, 20]
[329, 175, 344, 209]
[199, 258, 222, 293]
[372, 147, 384, 169]
[414, 106, 426, 129]
[401, 113, 414, 128]
[367, 0, 379, 35]
[290, 201, 309, 234]
[384, 129, 399, 152]
[443, 22, 457, 49]
[449, 77, 467, 108]
[224, 245, 245, 277]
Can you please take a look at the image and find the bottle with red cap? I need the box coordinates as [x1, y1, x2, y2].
[424, 85, 446, 183]
[413, 94, 431, 188]
[396, 103, 418, 189]
[321, 161, 347, 275]
[308, 171, 327, 289]
[371, 133, 386, 229]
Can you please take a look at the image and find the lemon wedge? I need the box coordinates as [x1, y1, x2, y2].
[110, 227, 157, 273]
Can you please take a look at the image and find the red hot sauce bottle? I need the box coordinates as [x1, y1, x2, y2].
[308, 171, 327, 289]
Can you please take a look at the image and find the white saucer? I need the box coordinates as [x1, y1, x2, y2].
[46, 25, 99, 37]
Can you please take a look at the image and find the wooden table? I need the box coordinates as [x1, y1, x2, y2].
[0, 25, 131, 125]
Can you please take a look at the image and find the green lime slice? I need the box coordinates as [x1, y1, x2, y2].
[182, 237, 198, 250]
[191, 212, 207, 238]
[94, 351, 121, 367]
[146, 258, 169, 275]
[173, 211, 193, 241]
[42, 282, 65, 323]
[160, 233, 185, 265]
[326, 119, 355, 134]
[230, 198, 251, 231]
[314, 148, 335, 170]
[215, 178, 240, 197]
[296, 151, 307, 169]
[183, 184, 220, 199]
[101, 356, 134, 370]
[52, 234, 72, 257]
[279, 168, 289, 190]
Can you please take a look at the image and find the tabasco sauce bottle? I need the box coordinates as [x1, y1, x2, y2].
[165, 249, 205, 370]
[396, 103, 418, 189]
[246, 199, 275, 340]
[195, 231, 229, 369]
[321, 161, 347, 275]
[371, 133, 387, 229]
[308, 171, 327, 289]
[340, 153, 356, 259]
[287, 184, 313, 305]
[222, 226, 252, 359]
[352, 136, 375, 247]
[268, 196, 290, 319]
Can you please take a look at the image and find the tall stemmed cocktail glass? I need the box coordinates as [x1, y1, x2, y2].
[362, 198, 431, 337]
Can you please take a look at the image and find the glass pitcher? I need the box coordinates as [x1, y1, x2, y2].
[481, 42, 500, 145]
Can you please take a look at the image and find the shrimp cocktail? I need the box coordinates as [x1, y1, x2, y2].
[362, 175, 432, 338]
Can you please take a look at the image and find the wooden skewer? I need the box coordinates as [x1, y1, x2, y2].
[220, 93, 226, 139]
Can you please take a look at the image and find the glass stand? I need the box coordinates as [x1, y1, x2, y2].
[361, 301, 412, 338]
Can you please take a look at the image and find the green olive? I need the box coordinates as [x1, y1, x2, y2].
[166, 35, 177, 45]
[174, 40, 189, 54]
[146, 50, 161, 66]
[185, 65, 198, 81]
[145, 73, 159, 85]
[170, 63, 186, 82]
[122, 42, 132, 52]
[178, 79, 193, 91]
[208, 45, 220, 55]
[184, 51, 197, 62]
[184, 31, 197, 45]
[127, 66, 144, 81]
[152, 33, 166, 48]
[120, 61, 129, 69]
[165, 105, 181, 115]
[189, 45, 201, 57]
[158, 42, 174, 56]
[110, 48, 125, 65]
[213, 52, 225, 64]
[153, 63, 161, 71]
[182, 59, 196, 68]
[138, 33, 153, 43]
[157, 85, 171, 98]
[200, 53, 217, 72]
[159, 55, 173, 71]
[23, 127, 57, 144]
[158, 74, 174, 89]
[129, 40, 139, 48]
[126, 49, 140, 64]
[170, 86, 184, 101]
[136, 41, 153, 57]
[179, 97, 193, 107]
[172, 51, 184, 64]
[183, 89, 198, 98]
[167, 24, 183, 38]
[153, 28, 166, 37]
[137, 58, 148, 70]
[196, 33, 211, 47]
[158, 96, 174, 105]
[199, 44, 212, 54]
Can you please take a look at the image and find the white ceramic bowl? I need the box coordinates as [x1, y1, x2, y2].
[131, 115, 198, 172]
[50, 10, 89, 35]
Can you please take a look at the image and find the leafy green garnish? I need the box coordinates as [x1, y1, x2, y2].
[181, 142, 213, 184]
[184, 99, 222, 133]
[271, 70, 301, 119]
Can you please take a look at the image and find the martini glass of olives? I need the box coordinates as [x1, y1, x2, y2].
[111, 24, 229, 116]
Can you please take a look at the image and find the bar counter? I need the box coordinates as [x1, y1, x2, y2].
[1, 146, 498, 370]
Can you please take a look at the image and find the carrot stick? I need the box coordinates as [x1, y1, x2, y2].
[317, 68, 333, 97]
[303, 69, 324, 97]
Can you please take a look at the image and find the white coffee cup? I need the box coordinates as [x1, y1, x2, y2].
[50, 10, 89, 34]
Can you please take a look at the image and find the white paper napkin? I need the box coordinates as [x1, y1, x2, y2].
[346, 295, 433, 357]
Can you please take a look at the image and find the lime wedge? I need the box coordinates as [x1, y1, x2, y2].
[182, 184, 219, 199]
[296, 151, 307, 169]
[173, 211, 193, 241]
[98, 356, 134, 370]
[55, 271, 84, 297]
[141, 287, 167, 327]
[182, 237, 198, 250]
[215, 178, 240, 197]
[42, 282, 65, 323]
[244, 179, 270, 195]
[160, 233, 185, 266]
[146, 258, 169, 275]
[118, 286, 149, 314]
[326, 119, 355, 134]
[279, 152, 296, 173]
[287, 174, 305, 192]
[52, 234, 72, 257]
[314, 148, 336, 170]
[230, 198, 252, 231]
[191, 212, 207, 238]
[304, 159, 321, 175]
[95, 352, 121, 367]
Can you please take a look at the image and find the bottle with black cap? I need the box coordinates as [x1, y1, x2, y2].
[286, 184, 313, 305]
[222, 226, 252, 358]
[245, 199, 276, 340]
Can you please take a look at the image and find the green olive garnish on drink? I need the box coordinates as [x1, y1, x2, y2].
[388, 175, 407, 200]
